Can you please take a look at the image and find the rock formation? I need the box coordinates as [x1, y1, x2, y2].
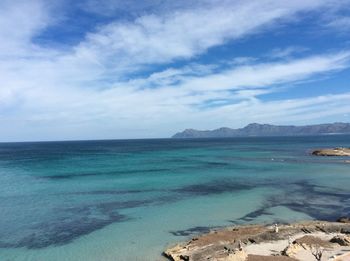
[311, 148, 350, 156]
[163, 220, 350, 261]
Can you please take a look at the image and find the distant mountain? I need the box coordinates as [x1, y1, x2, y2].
[172, 122, 350, 138]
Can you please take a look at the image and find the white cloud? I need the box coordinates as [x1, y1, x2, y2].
[76, 0, 336, 69]
[0, 0, 52, 56]
[0, 0, 350, 141]
[2, 50, 348, 141]
[179, 51, 350, 92]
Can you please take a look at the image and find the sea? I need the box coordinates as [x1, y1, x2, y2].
[0, 135, 349, 261]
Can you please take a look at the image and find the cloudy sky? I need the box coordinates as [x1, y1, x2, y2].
[1, 0, 350, 141]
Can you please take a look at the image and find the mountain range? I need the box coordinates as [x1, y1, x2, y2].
[172, 122, 350, 138]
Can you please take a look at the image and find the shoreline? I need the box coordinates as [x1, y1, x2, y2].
[163, 219, 350, 261]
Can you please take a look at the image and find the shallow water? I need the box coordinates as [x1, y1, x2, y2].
[0, 136, 349, 260]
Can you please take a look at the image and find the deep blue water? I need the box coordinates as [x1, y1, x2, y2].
[0, 136, 349, 260]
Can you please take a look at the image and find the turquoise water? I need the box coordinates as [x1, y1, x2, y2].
[0, 136, 349, 261]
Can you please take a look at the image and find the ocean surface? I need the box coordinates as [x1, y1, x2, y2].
[0, 136, 349, 261]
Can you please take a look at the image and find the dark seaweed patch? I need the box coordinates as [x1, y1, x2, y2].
[27, 214, 126, 249]
[205, 161, 230, 166]
[1, 179, 349, 250]
[68, 189, 154, 195]
[169, 226, 215, 236]
[0, 199, 152, 249]
[96, 199, 151, 211]
[236, 181, 350, 223]
[174, 181, 253, 196]
[38, 168, 172, 180]
[0, 213, 128, 249]
[236, 208, 274, 222]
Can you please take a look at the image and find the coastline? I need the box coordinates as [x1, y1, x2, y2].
[163, 219, 350, 261]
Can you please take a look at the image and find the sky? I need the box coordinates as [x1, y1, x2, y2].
[1, 0, 350, 141]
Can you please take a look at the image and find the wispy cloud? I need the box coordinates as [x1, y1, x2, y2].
[76, 0, 337, 70]
[0, 0, 350, 141]
[178, 51, 350, 92]
[0, 0, 53, 56]
[327, 16, 350, 31]
[267, 46, 309, 59]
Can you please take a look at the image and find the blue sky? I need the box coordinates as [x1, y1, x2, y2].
[1, 0, 350, 141]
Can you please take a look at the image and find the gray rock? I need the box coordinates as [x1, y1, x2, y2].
[330, 235, 350, 246]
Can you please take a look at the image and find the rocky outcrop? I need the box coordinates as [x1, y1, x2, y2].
[163, 221, 350, 261]
[312, 148, 350, 156]
[218, 249, 248, 261]
[330, 235, 350, 246]
[337, 217, 350, 223]
[293, 235, 332, 248]
[282, 242, 302, 258]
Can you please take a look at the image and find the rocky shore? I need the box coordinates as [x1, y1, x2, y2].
[163, 219, 350, 261]
[312, 148, 350, 156]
